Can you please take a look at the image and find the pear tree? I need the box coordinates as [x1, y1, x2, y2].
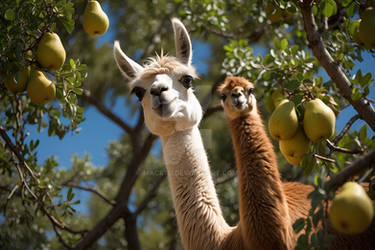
[1, 0, 375, 249]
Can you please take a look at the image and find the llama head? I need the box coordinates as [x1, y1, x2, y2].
[217, 76, 257, 120]
[113, 18, 202, 137]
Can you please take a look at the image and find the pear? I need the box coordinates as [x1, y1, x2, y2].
[27, 69, 56, 106]
[303, 98, 335, 142]
[268, 100, 298, 140]
[4, 66, 30, 93]
[279, 127, 310, 166]
[329, 182, 374, 234]
[359, 7, 375, 49]
[36, 32, 66, 70]
[82, 1, 109, 36]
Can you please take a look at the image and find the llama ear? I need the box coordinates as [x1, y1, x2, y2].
[171, 18, 192, 66]
[113, 41, 143, 79]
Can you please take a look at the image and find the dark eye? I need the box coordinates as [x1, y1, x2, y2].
[220, 94, 227, 101]
[248, 88, 255, 95]
[131, 87, 146, 101]
[180, 75, 193, 89]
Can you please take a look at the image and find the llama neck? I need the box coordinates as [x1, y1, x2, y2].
[228, 111, 293, 250]
[161, 126, 231, 250]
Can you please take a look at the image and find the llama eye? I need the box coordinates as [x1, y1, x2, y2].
[131, 87, 146, 101]
[180, 75, 193, 89]
[220, 94, 227, 101]
[248, 88, 255, 95]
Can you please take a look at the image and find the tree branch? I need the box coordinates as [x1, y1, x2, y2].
[333, 114, 361, 145]
[325, 150, 375, 193]
[72, 204, 127, 250]
[313, 153, 336, 163]
[326, 139, 363, 154]
[0, 126, 87, 236]
[203, 105, 223, 120]
[135, 173, 167, 216]
[82, 89, 133, 135]
[64, 183, 116, 206]
[300, 0, 375, 132]
[53, 223, 72, 250]
[73, 133, 157, 249]
[115, 133, 157, 203]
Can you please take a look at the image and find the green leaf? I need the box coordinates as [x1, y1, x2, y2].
[284, 80, 300, 90]
[351, 87, 362, 100]
[359, 125, 367, 141]
[72, 88, 83, 95]
[360, 72, 372, 87]
[280, 39, 288, 51]
[322, 0, 337, 18]
[293, 218, 305, 233]
[70, 58, 76, 69]
[67, 187, 74, 201]
[4, 9, 15, 21]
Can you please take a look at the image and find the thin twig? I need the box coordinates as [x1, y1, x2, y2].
[64, 183, 116, 206]
[215, 171, 237, 185]
[313, 153, 336, 163]
[3, 184, 19, 215]
[1, 126, 87, 235]
[203, 105, 223, 120]
[52, 223, 73, 250]
[333, 114, 361, 145]
[326, 139, 363, 154]
[0, 126, 39, 182]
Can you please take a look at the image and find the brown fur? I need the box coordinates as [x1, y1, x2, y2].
[218, 76, 375, 249]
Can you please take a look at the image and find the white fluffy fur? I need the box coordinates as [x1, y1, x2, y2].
[113, 19, 235, 249]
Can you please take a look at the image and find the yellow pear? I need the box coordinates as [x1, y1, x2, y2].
[82, 1, 109, 36]
[329, 182, 374, 235]
[359, 7, 375, 49]
[36, 32, 66, 70]
[27, 69, 56, 106]
[268, 100, 298, 140]
[279, 127, 310, 166]
[4, 66, 30, 93]
[303, 98, 335, 142]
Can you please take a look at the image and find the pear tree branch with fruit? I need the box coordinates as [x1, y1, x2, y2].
[0, 0, 91, 247]
[218, 0, 375, 248]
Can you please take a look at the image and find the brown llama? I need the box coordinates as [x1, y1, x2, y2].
[217, 76, 375, 249]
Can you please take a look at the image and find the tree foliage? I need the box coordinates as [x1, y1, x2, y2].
[1, 0, 375, 249]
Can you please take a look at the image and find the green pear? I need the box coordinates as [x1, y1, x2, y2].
[268, 100, 298, 140]
[4, 66, 30, 93]
[36, 32, 66, 70]
[27, 69, 56, 106]
[303, 98, 335, 142]
[329, 182, 374, 235]
[279, 126, 310, 166]
[359, 7, 375, 49]
[82, 1, 109, 36]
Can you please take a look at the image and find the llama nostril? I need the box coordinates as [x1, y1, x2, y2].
[150, 86, 169, 96]
[231, 93, 241, 98]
